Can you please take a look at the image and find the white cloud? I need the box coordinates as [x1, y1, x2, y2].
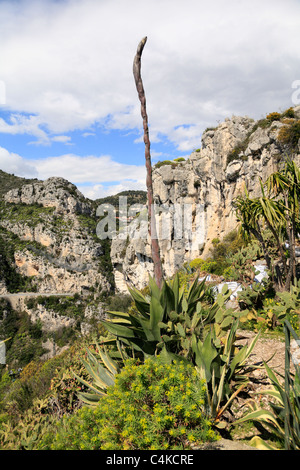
[51, 135, 72, 144]
[0, 0, 299, 151]
[0, 146, 38, 178]
[0, 145, 146, 198]
[32, 154, 146, 184]
[78, 180, 147, 200]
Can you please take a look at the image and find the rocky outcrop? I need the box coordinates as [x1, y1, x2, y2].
[4, 176, 91, 215]
[111, 106, 300, 290]
[0, 173, 112, 296]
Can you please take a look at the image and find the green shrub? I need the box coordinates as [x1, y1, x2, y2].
[278, 119, 300, 151]
[39, 356, 218, 450]
[188, 258, 205, 271]
[281, 107, 295, 119]
[154, 160, 175, 169]
[266, 112, 281, 122]
[0, 397, 58, 450]
[234, 322, 300, 450]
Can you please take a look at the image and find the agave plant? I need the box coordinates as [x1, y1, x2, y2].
[233, 362, 300, 449]
[193, 320, 260, 427]
[233, 321, 300, 449]
[73, 341, 125, 407]
[101, 273, 241, 363]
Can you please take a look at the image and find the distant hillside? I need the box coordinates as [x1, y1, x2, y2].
[0, 170, 41, 199]
[95, 190, 147, 209]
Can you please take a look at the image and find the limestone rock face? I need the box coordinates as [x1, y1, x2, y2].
[4, 176, 91, 215]
[111, 108, 300, 291]
[0, 176, 111, 297]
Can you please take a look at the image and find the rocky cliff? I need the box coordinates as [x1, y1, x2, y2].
[111, 106, 300, 291]
[0, 176, 110, 295]
[0, 176, 116, 343]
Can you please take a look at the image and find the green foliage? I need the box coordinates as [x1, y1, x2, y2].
[73, 342, 123, 407]
[225, 108, 298, 167]
[0, 342, 90, 448]
[0, 227, 38, 293]
[94, 189, 147, 209]
[154, 160, 176, 169]
[237, 280, 274, 311]
[38, 356, 218, 450]
[194, 319, 260, 425]
[281, 107, 295, 119]
[266, 112, 282, 122]
[1, 311, 46, 369]
[270, 280, 300, 333]
[234, 159, 300, 291]
[97, 274, 260, 427]
[0, 201, 55, 228]
[184, 231, 246, 280]
[277, 119, 300, 151]
[26, 294, 85, 320]
[105, 293, 132, 312]
[101, 274, 242, 362]
[234, 323, 300, 450]
[0, 397, 57, 450]
[0, 170, 40, 199]
[226, 145, 249, 166]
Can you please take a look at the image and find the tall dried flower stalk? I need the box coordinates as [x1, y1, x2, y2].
[133, 37, 163, 288]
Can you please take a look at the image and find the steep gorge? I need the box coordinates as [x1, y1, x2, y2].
[1, 105, 300, 342]
[111, 105, 300, 291]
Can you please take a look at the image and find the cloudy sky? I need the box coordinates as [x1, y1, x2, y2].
[0, 0, 299, 199]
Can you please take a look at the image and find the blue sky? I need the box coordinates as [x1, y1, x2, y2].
[0, 0, 300, 199]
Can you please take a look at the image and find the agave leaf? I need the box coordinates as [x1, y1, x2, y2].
[97, 346, 120, 376]
[187, 276, 206, 310]
[249, 436, 279, 450]
[101, 320, 136, 338]
[77, 391, 105, 407]
[234, 408, 285, 434]
[72, 370, 109, 395]
[149, 295, 164, 341]
[160, 281, 175, 315]
[228, 332, 260, 380]
[106, 310, 131, 318]
[149, 275, 161, 300]
[171, 273, 180, 312]
[81, 357, 115, 389]
[195, 332, 219, 382]
[127, 286, 150, 317]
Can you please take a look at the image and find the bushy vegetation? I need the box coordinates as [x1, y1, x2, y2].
[226, 107, 299, 166]
[38, 357, 218, 450]
[0, 155, 300, 451]
[0, 201, 55, 228]
[0, 170, 40, 199]
[154, 158, 186, 169]
[0, 227, 39, 293]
